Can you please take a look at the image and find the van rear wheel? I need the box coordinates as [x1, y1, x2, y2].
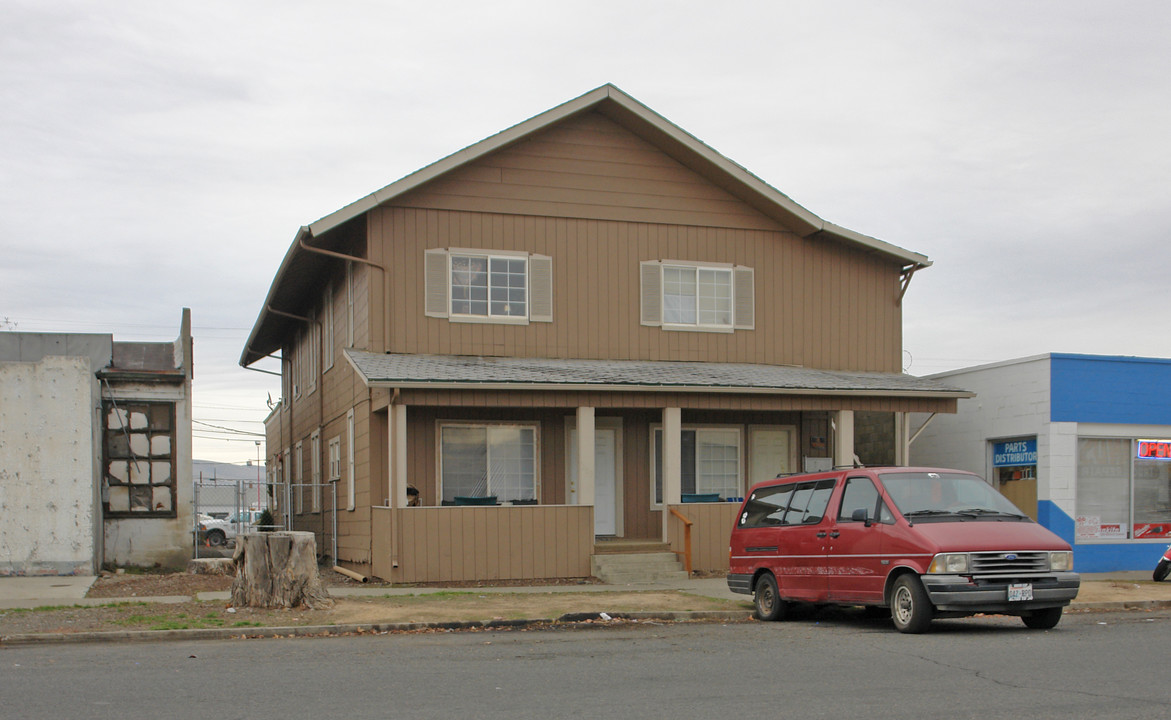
[890, 575, 933, 634]
[753, 573, 786, 621]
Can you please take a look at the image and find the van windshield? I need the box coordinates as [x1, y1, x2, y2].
[879, 471, 1030, 522]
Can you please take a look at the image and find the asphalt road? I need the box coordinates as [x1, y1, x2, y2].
[4, 609, 1170, 719]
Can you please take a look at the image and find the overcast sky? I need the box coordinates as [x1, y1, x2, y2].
[3, 1, 1169, 465]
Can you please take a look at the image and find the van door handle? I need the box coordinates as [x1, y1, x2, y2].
[829, 531, 840, 538]
[816, 531, 827, 538]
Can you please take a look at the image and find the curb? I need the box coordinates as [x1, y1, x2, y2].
[1067, 600, 1171, 612]
[0, 610, 752, 647]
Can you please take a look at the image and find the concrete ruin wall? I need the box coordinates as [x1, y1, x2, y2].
[0, 355, 99, 575]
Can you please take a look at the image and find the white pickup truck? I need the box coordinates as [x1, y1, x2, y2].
[197, 511, 262, 547]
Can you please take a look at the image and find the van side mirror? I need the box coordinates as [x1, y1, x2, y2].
[851, 508, 873, 527]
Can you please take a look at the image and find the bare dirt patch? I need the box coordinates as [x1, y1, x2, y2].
[84, 568, 601, 598]
[86, 572, 232, 598]
[326, 591, 744, 625]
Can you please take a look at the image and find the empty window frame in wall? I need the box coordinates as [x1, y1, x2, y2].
[102, 401, 177, 517]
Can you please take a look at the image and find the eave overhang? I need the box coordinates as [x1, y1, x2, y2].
[344, 351, 973, 401]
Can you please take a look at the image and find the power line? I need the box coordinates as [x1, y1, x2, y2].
[193, 420, 264, 437]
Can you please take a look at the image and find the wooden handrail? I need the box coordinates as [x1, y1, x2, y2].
[668, 506, 694, 574]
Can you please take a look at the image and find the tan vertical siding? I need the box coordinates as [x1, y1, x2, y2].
[371, 206, 903, 372]
[667, 502, 741, 572]
[372, 506, 592, 582]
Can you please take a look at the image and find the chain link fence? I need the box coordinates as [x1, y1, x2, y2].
[193, 478, 337, 562]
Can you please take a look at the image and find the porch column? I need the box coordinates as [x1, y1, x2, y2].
[388, 402, 408, 508]
[576, 406, 595, 507]
[661, 406, 681, 541]
[895, 412, 910, 466]
[833, 410, 855, 468]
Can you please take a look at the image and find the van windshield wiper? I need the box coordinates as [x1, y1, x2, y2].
[902, 509, 950, 517]
[901, 509, 951, 525]
[950, 508, 1032, 520]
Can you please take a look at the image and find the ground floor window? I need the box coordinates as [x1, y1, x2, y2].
[653, 427, 741, 504]
[1077, 437, 1171, 539]
[440, 424, 537, 503]
[102, 401, 176, 516]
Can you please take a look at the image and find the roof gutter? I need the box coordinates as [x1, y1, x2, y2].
[348, 379, 973, 400]
[298, 235, 385, 274]
[369, 381, 970, 398]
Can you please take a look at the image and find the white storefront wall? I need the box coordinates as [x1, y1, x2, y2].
[909, 356, 1073, 514]
[911, 354, 1171, 572]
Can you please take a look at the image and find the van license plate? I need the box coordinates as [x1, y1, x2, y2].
[1008, 583, 1033, 601]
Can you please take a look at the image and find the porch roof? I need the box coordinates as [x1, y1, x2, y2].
[344, 351, 972, 399]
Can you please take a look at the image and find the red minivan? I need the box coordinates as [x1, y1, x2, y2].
[727, 467, 1080, 633]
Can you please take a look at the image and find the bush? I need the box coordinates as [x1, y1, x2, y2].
[256, 509, 276, 532]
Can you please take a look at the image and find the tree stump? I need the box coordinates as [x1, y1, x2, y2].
[230, 531, 333, 609]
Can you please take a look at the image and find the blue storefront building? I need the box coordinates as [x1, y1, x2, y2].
[911, 353, 1171, 573]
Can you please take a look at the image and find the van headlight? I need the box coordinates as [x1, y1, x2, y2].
[928, 553, 970, 574]
[1049, 551, 1073, 572]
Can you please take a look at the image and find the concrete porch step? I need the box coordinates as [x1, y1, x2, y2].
[590, 550, 689, 584]
[593, 540, 671, 554]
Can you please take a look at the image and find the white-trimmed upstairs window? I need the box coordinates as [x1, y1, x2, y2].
[641, 260, 754, 331]
[425, 248, 553, 324]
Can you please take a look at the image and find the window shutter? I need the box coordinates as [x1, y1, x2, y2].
[424, 249, 449, 317]
[529, 254, 553, 322]
[734, 266, 755, 330]
[640, 261, 662, 326]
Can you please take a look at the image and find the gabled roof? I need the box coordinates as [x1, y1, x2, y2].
[345, 351, 972, 399]
[242, 84, 931, 367]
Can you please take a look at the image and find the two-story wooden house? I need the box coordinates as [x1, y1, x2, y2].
[242, 85, 967, 583]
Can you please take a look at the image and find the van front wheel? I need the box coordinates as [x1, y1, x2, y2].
[753, 573, 786, 621]
[891, 575, 933, 634]
[1154, 559, 1170, 582]
[1021, 607, 1063, 629]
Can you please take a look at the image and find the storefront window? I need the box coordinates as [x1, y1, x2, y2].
[1076, 438, 1131, 539]
[1076, 437, 1171, 540]
[1134, 446, 1171, 538]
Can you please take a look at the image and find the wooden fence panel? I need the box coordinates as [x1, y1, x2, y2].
[372, 505, 593, 583]
[667, 502, 741, 572]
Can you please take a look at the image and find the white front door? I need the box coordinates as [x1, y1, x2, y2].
[568, 424, 620, 536]
[748, 427, 796, 490]
[593, 428, 617, 535]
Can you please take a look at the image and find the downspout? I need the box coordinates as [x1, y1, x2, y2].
[385, 388, 401, 573]
[265, 306, 330, 555]
[297, 233, 388, 353]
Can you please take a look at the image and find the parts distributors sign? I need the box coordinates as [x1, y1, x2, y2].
[992, 438, 1037, 467]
